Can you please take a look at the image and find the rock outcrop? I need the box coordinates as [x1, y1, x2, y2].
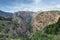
[12, 11, 34, 36]
[33, 11, 60, 31]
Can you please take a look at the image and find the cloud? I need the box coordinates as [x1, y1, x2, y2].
[40, 4, 60, 11]
[33, 0, 42, 5]
[55, 4, 60, 8]
[0, 0, 60, 12]
[11, 0, 43, 12]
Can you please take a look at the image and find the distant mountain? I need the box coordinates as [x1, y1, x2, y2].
[0, 11, 35, 37]
[13, 11, 35, 23]
[12, 11, 35, 36]
[0, 10, 13, 18]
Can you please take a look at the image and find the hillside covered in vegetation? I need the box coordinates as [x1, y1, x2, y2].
[0, 10, 60, 40]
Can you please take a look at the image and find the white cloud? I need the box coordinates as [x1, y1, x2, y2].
[40, 4, 60, 11]
[33, 0, 42, 5]
[3, 0, 60, 12]
[55, 4, 60, 8]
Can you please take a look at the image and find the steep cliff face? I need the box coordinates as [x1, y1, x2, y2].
[13, 11, 34, 23]
[0, 11, 34, 37]
[33, 11, 60, 31]
[12, 11, 34, 36]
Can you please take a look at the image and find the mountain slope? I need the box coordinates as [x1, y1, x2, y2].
[44, 17, 60, 34]
[12, 11, 35, 36]
[13, 11, 34, 23]
[33, 11, 60, 31]
[0, 10, 13, 18]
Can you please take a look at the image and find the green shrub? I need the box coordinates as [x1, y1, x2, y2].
[44, 17, 60, 35]
[0, 25, 4, 31]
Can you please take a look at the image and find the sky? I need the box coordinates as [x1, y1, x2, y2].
[0, 0, 60, 13]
